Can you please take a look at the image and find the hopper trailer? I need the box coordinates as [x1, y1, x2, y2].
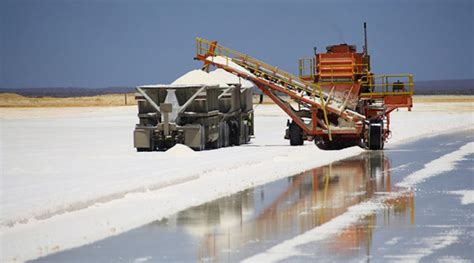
[134, 84, 253, 151]
[195, 23, 413, 150]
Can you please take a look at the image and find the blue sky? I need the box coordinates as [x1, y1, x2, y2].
[1, 0, 473, 88]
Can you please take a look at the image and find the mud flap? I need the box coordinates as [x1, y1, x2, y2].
[184, 125, 205, 151]
[134, 128, 152, 151]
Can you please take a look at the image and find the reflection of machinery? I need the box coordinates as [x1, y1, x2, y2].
[195, 23, 413, 150]
[164, 152, 413, 261]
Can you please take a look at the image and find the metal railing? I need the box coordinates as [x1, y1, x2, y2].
[298, 58, 315, 79]
[362, 74, 414, 97]
[297, 55, 413, 98]
[297, 57, 413, 97]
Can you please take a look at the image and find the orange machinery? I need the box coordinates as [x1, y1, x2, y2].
[196, 23, 413, 150]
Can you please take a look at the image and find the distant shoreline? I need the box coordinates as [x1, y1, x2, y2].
[0, 93, 472, 108]
[1, 79, 473, 97]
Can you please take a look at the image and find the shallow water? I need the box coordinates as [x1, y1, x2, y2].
[33, 130, 473, 262]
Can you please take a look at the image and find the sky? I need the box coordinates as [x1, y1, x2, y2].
[1, 0, 473, 89]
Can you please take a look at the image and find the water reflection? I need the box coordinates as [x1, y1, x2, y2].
[149, 151, 414, 261]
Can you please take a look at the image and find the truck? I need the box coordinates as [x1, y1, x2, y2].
[133, 83, 253, 151]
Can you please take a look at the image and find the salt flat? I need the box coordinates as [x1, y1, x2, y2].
[0, 101, 472, 262]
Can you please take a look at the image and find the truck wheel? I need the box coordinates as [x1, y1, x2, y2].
[224, 122, 230, 147]
[156, 140, 167, 151]
[368, 121, 384, 150]
[217, 122, 226, 148]
[229, 120, 240, 146]
[289, 121, 304, 146]
[207, 140, 219, 149]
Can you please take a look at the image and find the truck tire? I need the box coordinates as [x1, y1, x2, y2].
[224, 122, 230, 147]
[229, 120, 240, 146]
[368, 121, 384, 150]
[208, 140, 220, 149]
[289, 121, 304, 146]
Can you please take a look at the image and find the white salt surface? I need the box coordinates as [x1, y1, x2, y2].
[438, 255, 471, 263]
[171, 69, 229, 88]
[209, 68, 255, 88]
[383, 230, 462, 262]
[447, 190, 474, 205]
[396, 142, 474, 188]
[0, 102, 473, 262]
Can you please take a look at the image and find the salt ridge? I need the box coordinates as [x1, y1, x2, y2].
[396, 142, 474, 188]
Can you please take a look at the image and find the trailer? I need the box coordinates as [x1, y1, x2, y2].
[195, 23, 413, 150]
[134, 83, 253, 151]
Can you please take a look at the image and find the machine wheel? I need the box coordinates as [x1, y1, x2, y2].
[243, 122, 250, 144]
[207, 140, 220, 149]
[289, 121, 304, 146]
[229, 120, 240, 146]
[225, 122, 230, 147]
[368, 121, 384, 150]
[156, 140, 167, 151]
[218, 121, 230, 148]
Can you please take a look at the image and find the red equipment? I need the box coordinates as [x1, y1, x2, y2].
[195, 23, 413, 150]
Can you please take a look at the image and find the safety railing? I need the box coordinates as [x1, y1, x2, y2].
[296, 57, 413, 98]
[298, 58, 315, 79]
[361, 74, 414, 97]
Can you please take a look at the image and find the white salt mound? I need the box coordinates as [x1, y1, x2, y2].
[209, 68, 255, 88]
[166, 143, 198, 156]
[171, 69, 229, 88]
